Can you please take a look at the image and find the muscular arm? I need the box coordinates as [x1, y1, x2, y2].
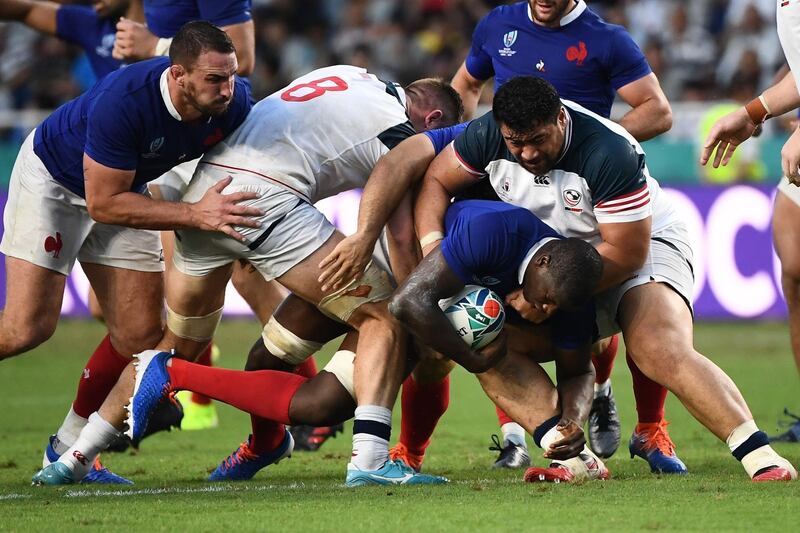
[83, 155, 261, 239]
[553, 343, 595, 427]
[595, 217, 652, 291]
[0, 0, 58, 35]
[616, 73, 672, 141]
[389, 248, 503, 373]
[383, 191, 421, 285]
[414, 146, 480, 255]
[221, 20, 255, 76]
[451, 62, 487, 121]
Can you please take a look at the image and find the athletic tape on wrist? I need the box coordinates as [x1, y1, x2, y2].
[419, 231, 444, 249]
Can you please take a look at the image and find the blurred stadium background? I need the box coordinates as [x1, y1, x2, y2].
[0, 0, 792, 321]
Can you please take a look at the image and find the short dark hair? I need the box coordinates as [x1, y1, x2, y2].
[405, 78, 464, 125]
[537, 238, 603, 311]
[493, 76, 561, 134]
[169, 21, 236, 70]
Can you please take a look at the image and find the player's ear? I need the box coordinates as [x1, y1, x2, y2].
[170, 64, 186, 85]
[425, 109, 443, 129]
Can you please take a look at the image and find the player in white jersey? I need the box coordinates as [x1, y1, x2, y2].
[701, 0, 800, 443]
[34, 65, 464, 487]
[415, 76, 796, 482]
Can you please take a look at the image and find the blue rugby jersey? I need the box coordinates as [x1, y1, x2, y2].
[144, 0, 252, 38]
[465, 0, 651, 117]
[56, 4, 122, 78]
[441, 199, 595, 348]
[33, 57, 251, 198]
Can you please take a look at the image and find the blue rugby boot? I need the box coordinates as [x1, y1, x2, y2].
[629, 420, 688, 474]
[127, 350, 174, 443]
[346, 459, 449, 487]
[41, 435, 132, 485]
[208, 431, 294, 481]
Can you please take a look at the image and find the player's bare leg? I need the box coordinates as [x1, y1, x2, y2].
[0, 257, 66, 359]
[620, 282, 796, 481]
[773, 191, 800, 375]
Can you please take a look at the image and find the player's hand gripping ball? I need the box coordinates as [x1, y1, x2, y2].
[439, 285, 505, 350]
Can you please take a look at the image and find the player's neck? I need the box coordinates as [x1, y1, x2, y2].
[531, 1, 578, 28]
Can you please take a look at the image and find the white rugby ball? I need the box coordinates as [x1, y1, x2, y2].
[439, 285, 506, 350]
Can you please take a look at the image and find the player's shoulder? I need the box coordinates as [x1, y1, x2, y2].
[562, 101, 641, 173]
[578, 7, 638, 44]
[98, 57, 169, 98]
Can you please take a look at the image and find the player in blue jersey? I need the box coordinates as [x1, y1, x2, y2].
[449, 0, 675, 467]
[413, 75, 797, 483]
[0, 21, 258, 484]
[0, 0, 141, 79]
[112, 0, 254, 76]
[390, 199, 610, 483]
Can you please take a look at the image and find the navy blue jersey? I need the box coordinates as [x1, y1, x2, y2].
[33, 57, 251, 198]
[440, 199, 595, 349]
[424, 121, 469, 154]
[466, 0, 650, 117]
[144, 0, 252, 38]
[55, 4, 122, 78]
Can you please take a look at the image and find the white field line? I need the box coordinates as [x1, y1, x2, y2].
[0, 478, 501, 501]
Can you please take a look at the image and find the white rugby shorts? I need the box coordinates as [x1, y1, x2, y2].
[594, 221, 695, 339]
[0, 131, 163, 275]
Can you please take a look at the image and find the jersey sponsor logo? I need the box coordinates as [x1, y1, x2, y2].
[563, 189, 583, 213]
[533, 175, 550, 186]
[44, 232, 63, 258]
[566, 41, 588, 66]
[143, 136, 165, 159]
[536, 59, 546, 72]
[499, 30, 517, 57]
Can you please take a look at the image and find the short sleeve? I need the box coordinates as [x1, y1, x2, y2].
[606, 26, 652, 91]
[55, 5, 98, 49]
[440, 210, 506, 284]
[585, 138, 651, 224]
[452, 112, 502, 177]
[197, 0, 252, 27]
[465, 15, 494, 81]
[84, 92, 139, 171]
[549, 303, 597, 349]
[423, 122, 470, 155]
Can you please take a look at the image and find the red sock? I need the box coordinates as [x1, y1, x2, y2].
[398, 375, 450, 455]
[190, 344, 214, 406]
[72, 334, 131, 418]
[496, 405, 514, 426]
[295, 357, 318, 379]
[592, 334, 619, 384]
[167, 359, 305, 425]
[626, 352, 667, 424]
[250, 415, 288, 454]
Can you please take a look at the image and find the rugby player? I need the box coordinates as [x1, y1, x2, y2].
[414, 76, 796, 482]
[32, 64, 464, 486]
[1, 21, 257, 483]
[448, 0, 676, 467]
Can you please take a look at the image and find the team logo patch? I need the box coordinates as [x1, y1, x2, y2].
[143, 136, 165, 158]
[563, 189, 581, 206]
[536, 59, 546, 72]
[44, 232, 63, 258]
[499, 30, 517, 57]
[566, 41, 588, 66]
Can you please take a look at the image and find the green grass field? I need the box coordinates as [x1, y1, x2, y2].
[0, 320, 798, 531]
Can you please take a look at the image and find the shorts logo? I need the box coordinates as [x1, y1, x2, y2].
[143, 136, 165, 159]
[343, 285, 372, 298]
[533, 175, 550, 186]
[566, 41, 588, 66]
[44, 232, 63, 258]
[499, 30, 517, 57]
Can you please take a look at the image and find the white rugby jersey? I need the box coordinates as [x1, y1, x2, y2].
[453, 99, 682, 245]
[198, 65, 415, 203]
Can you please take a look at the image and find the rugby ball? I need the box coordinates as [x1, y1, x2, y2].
[439, 285, 505, 350]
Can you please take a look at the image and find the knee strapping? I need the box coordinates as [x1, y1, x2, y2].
[323, 350, 355, 399]
[261, 316, 323, 366]
[165, 305, 223, 343]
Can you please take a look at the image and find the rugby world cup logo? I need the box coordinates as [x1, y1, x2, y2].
[503, 30, 517, 48]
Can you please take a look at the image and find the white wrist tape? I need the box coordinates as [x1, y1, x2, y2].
[419, 231, 444, 249]
[155, 37, 173, 57]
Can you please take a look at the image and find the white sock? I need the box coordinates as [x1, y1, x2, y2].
[350, 405, 392, 471]
[726, 420, 794, 478]
[58, 412, 120, 481]
[501, 422, 527, 448]
[54, 407, 88, 453]
[593, 379, 611, 398]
